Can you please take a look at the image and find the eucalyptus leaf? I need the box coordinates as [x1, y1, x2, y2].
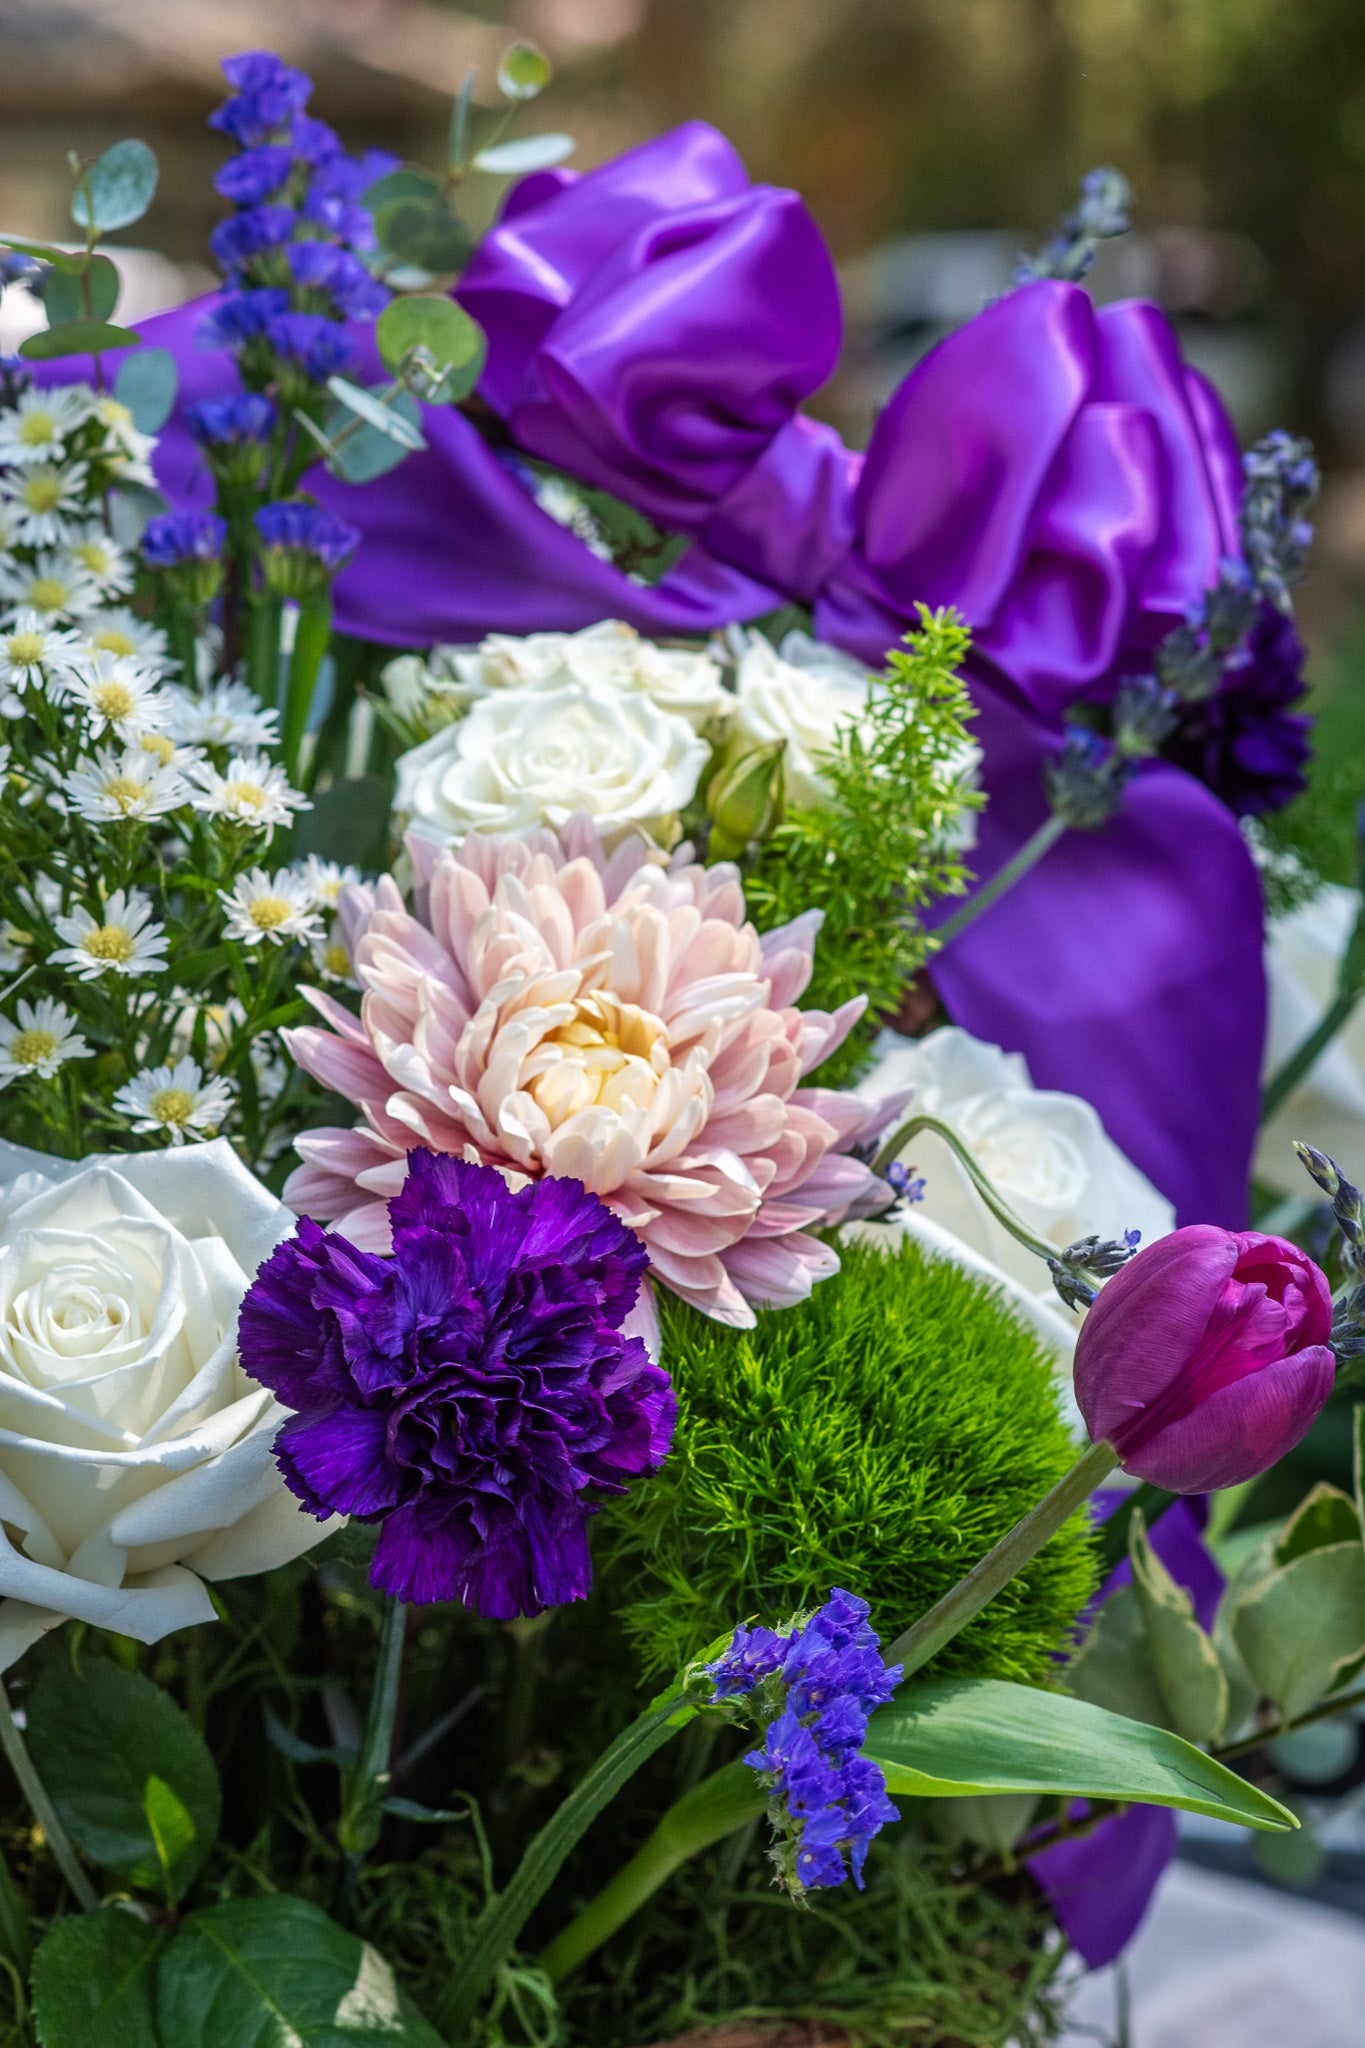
[41, 253, 119, 326]
[1275, 1480, 1363, 1565]
[373, 198, 471, 274]
[1128, 1507, 1229, 1747]
[863, 1677, 1295, 1830]
[448, 68, 477, 169]
[71, 139, 159, 233]
[29, 1910, 163, 2048]
[326, 377, 426, 450]
[376, 294, 482, 377]
[0, 235, 84, 274]
[473, 134, 575, 175]
[114, 347, 178, 433]
[497, 40, 552, 99]
[20, 321, 140, 361]
[27, 1658, 220, 1903]
[363, 168, 441, 213]
[1065, 1584, 1173, 1730]
[1230, 1540, 1365, 1722]
[156, 1895, 443, 2046]
[107, 481, 168, 547]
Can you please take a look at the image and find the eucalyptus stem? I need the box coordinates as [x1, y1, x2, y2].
[281, 593, 332, 785]
[885, 1439, 1120, 1676]
[337, 1597, 407, 1861]
[0, 1676, 97, 1912]
[872, 1112, 1058, 1266]
[932, 812, 1069, 948]
[439, 1684, 702, 2033]
[1213, 1678, 1365, 1763]
[1262, 985, 1365, 1122]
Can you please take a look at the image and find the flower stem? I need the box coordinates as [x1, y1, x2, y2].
[281, 593, 332, 787]
[1213, 1678, 1365, 1762]
[438, 1683, 703, 2034]
[337, 1597, 406, 1861]
[538, 1760, 765, 1985]
[932, 812, 1069, 948]
[871, 1111, 1060, 1267]
[245, 592, 283, 715]
[1262, 986, 1365, 1122]
[884, 1439, 1120, 1677]
[0, 1677, 97, 1912]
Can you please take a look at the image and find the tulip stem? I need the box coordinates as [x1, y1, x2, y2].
[0, 1677, 98, 1912]
[885, 1439, 1121, 1676]
[338, 1596, 407, 1863]
[872, 1112, 1064, 1270]
[932, 812, 1069, 947]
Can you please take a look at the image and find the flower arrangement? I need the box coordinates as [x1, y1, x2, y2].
[0, 43, 1358, 2048]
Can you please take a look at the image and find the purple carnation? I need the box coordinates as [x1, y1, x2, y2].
[209, 204, 298, 273]
[140, 510, 227, 567]
[254, 499, 361, 570]
[286, 242, 389, 320]
[263, 310, 356, 379]
[1161, 600, 1313, 817]
[237, 1152, 676, 1617]
[214, 145, 294, 206]
[197, 287, 291, 350]
[187, 392, 277, 445]
[210, 50, 313, 147]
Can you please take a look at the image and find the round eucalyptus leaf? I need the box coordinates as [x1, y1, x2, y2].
[473, 133, 575, 175]
[362, 167, 440, 212]
[376, 295, 482, 378]
[41, 253, 120, 326]
[19, 319, 141, 361]
[497, 40, 552, 99]
[113, 345, 178, 432]
[71, 139, 160, 233]
[374, 197, 471, 274]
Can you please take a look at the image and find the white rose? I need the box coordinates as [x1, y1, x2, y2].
[732, 630, 874, 808]
[847, 1025, 1174, 1368]
[433, 621, 728, 733]
[394, 674, 708, 849]
[0, 1137, 337, 1670]
[1258, 883, 1365, 1194]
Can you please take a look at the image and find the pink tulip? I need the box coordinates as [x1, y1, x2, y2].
[1073, 1227, 1335, 1493]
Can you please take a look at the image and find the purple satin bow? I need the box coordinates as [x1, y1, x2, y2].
[74, 119, 1268, 1226]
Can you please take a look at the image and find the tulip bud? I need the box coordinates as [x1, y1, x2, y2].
[706, 736, 785, 861]
[1073, 1225, 1334, 1493]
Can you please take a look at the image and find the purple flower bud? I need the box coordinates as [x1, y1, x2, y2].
[187, 393, 277, 446]
[253, 500, 361, 580]
[210, 50, 313, 147]
[262, 310, 355, 381]
[286, 242, 389, 321]
[209, 204, 298, 272]
[214, 146, 294, 205]
[1073, 1226, 1335, 1493]
[197, 287, 291, 350]
[140, 510, 228, 567]
[289, 116, 345, 166]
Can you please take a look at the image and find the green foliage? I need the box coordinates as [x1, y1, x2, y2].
[600, 1234, 1098, 1686]
[743, 606, 980, 1084]
[30, 1911, 163, 2048]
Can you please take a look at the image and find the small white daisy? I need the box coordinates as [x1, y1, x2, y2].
[190, 753, 309, 837]
[0, 386, 92, 466]
[67, 530, 134, 600]
[297, 856, 361, 911]
[82, 607, 172, 670]
[0, 996, 90, 1084]
[0, 551, 99, 624]
[51, 887, 169, 981]
[113, 1056, 235, 1144]
[137, 730, 202, 772]
[309, 921, 358, 985]
[89, 395, 157, 486]
[219, 867, 321, 948]
[0, 460, 91, 547]
[68, 652, 170, 743]
[0, 612, 85, 706]
[164, 681, 279, 751]
[64, 745, 188, 823]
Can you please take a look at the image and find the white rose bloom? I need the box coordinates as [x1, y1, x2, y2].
[0, 1139, 338, 1669]
[848, 1026, 1174, 1369]
[433, 621, 728, 732]
[1258, 883, 1365, 1194]
[732, 630, 873, 808]
[394, 674, 708, 849]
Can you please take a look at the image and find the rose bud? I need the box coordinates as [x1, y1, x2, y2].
[1073, 1226, 1335, 1493]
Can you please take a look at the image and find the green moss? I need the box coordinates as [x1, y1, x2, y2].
[600, 1234, 1098, 1685]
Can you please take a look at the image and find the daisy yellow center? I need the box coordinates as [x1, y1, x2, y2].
[98, 399, 132, 428]
[104, 774, 148, 812]
[141, 733, 175, 764]
[93, 629, 135, 656]
[10, 1029, 57, 1066]
[232, 780, 267, 811]
[73, 541, 110, 573]
[22, 474, 64, 513]
[6, 632, 44, 663]
[322, 943, 351, 978]
[92, 680, 135, 720]
[84, 923, 133, 963]
[29, 579, 68, 612]
[528, 992, 671, 1127]
[249, 896, 293, 931]
[149, 1086, 195, 1127]
[18, 412, 55, 446]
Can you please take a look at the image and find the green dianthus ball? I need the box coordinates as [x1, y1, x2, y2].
[601, 1233, 1099, 1684]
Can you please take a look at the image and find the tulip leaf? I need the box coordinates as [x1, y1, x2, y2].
[930, 1790, 1039, 1855]
[1127, 1507, 1229, 1747]
[41, 253, 120, 326]
[1230, 1540, 1365, 1722]
[156, 1895, 444, 2045]
[20, 320, 141, 361]
[862, 1678, 1295, 1830]
[29, 1910, 163, 2048]
[1065, 1584, 1174, 1731]
[113, 346, 178, 433]
[71, 139, 159, 233]
[27, 1657, 220, 1903]
[1274, 1481, 1363, 1566]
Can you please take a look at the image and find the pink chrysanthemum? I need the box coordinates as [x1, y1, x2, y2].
[282, 818, 908, 1326]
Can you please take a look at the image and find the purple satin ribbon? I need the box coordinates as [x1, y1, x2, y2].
[70, 119, 1268, 1225]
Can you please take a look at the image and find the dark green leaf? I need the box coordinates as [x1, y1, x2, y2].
[373, 200, 471, 274]
[1128, 1507, 1229, 1747]
[1275, 1480, 1364, 1565]
[72, 140, 159, 233]
[0, 1841, 28, 1979]
[863, 1677, 1296, 1830]
[27, 1658, 220, 1902]
[0, 235, 84, 274]
[294, 775, 393, 869]
[156, 1896, 443, 2046]
[363, 168, 441, 213]
[20, 321, 140, 361]
[263, 1705, 355, 1770]
[114, 348, 178, 433]
[41, 254, 119, 326]
[30, 1910, 162, 2048]
[1230, 1541, 1365, 1721]
[381, 1797, 462, 1823]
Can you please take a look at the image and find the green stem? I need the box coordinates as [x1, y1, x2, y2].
[282, 593, 333, 787]
[872, 1112, 1060, 1268]
[438, 1684, 701, 2034]
[338, 1597, 407, 1860]
[539, 1760, 764, 1985]
[1213, 1678, 1365, 1762]
[885, 1440, 1120, 1677]
[932, 812, 1069, 947]
[1262, 985, 1365, 1122]
[245, 593, 283, 715]
[0, 1677, 97, 1912]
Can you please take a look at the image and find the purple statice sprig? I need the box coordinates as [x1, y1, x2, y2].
[141, 510, 228, 613]
[1016, 167, 1132, 286]
[237, 1151, 676, 1619]
[254, 499, 360, 597]
[707, 1589, 902, 1897]
[209, 50, 314, 148]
